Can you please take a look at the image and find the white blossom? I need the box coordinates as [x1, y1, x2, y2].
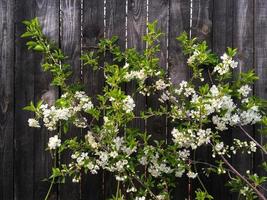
[125, 69, 146, 81]
[210, 85, 219, 97]
[48, 135, 61, 150]
[155, 79, 169, 90]
[187, 171, 198, 179]
[240, 106, 262, 125]
[85, 131, 98, 149]
[126, 187, 137, 193]
[135, 196, 145, 200]
[123, 95, 135, 113]
[28, 118, 40, 128]
[213, 53, 238, 75]
[238, 85, 251, 97]
[187, 50, 200, 65]
[123, 62, 129, 68]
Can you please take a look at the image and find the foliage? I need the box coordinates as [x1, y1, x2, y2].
[23, 18, 267, 200]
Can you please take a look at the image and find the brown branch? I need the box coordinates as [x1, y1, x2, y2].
[221, 155, 267, 200]
[238, 125, 267, 155]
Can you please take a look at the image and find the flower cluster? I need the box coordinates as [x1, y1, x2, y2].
[48, 135, 61, 150]
[213, 53, 238, 75]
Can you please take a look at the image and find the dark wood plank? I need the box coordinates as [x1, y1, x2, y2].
[212, 0, 233, 190]
[82, 0, 105, 199]
[104, 0, 127, 198]
[0, 0, 14, 199]
[15, 0, 59, 200]
[59, 0, 81, 199]
[147, 0, 168, 141]
[254, 0, 267, 196]
[169, 0, 190, 85]
[14, 1, 35, 198]
[211, 0, 234, 199]
[192, 0, 213, 44]
[191, 0, 213, 199]
[232, 0, 254, 181]
[106, 0, 126, 48]
[34, 1, 60, 200]
[127, 0, 147, 131]
[169, 0, 190, 199]
[60, 0, 81, 84]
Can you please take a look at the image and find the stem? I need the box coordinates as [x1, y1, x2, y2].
[116, 180, 120, 200]
[44, 176, 55, 200]
[130, 175, 159, 200]
[208, 69, 214, 85]
[238, 125, 267, 154]
[193, 151, 208, 193]
[220, 155, 266, 200]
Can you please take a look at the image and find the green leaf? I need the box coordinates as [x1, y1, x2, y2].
[33, 44, 44, 52]
[21, 32, 34, 38]
[23, 101, 36, 112]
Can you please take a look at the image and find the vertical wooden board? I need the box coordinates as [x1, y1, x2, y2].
[146, 0, 168, 141]
[232, 0, 254, 180]
[169, 0, 190, 85]
[191, 0, 213, 198]
[254, 0, 267, 196]
[127, 0, 147, 131]
[213, 0, 233, 55]
[168, 0, 190, 199]
[82, 0, 104, 97]
[59, 1, 81, 199]
[0, 0, 14, 199]
[192, 0, 213, 45]
[60, 0, 81, 84]
[211, 0, 234, 199]
[15, 0, 60, 199]
[104, 0, 126, 198]
[34, 1, 60, 200]
[82, 0, 105, 199]
[15, 0, 59, 199]
[106, 0, 126, 47]
[14, 1, 35, 199]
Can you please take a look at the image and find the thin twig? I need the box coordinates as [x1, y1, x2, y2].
[221, 155, 267, 200]
[238, 125, 267, 155]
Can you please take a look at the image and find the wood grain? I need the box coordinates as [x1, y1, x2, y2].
[127, 0, 147, 131]
[104, 0, 127, 198]
[14, 0, 59, 200]
[254, 0, 267, 196]
[34, 1, 60, 199]
[146, 0, 168, 141]
[81, 0, 105, 199]
[191, 0, 213, 199]
[211, 0, 234, 199]
[0, 0, 14, 199]
[232, 0, 254, 178]
[192, 0, 213, 45]
[168, 0, 190, 199]
[59, 1, 81, 199]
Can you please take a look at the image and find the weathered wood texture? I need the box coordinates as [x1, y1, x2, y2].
[191, 0, 213, 199]
[1, 0, 267, 199]
[81, 0, 105, 199]
[168, 1, 190, 199]
[255, 0, 267, 196]
[59, 1, 81, 200]
[0, 0, 14, 200]
[211, 0, 233, 199]
[104, 0, 127, 199]
[127, 0, 147, 131]
[14, 1, 59, 200]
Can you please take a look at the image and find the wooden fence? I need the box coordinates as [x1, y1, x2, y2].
[0, 0, 267, 199]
